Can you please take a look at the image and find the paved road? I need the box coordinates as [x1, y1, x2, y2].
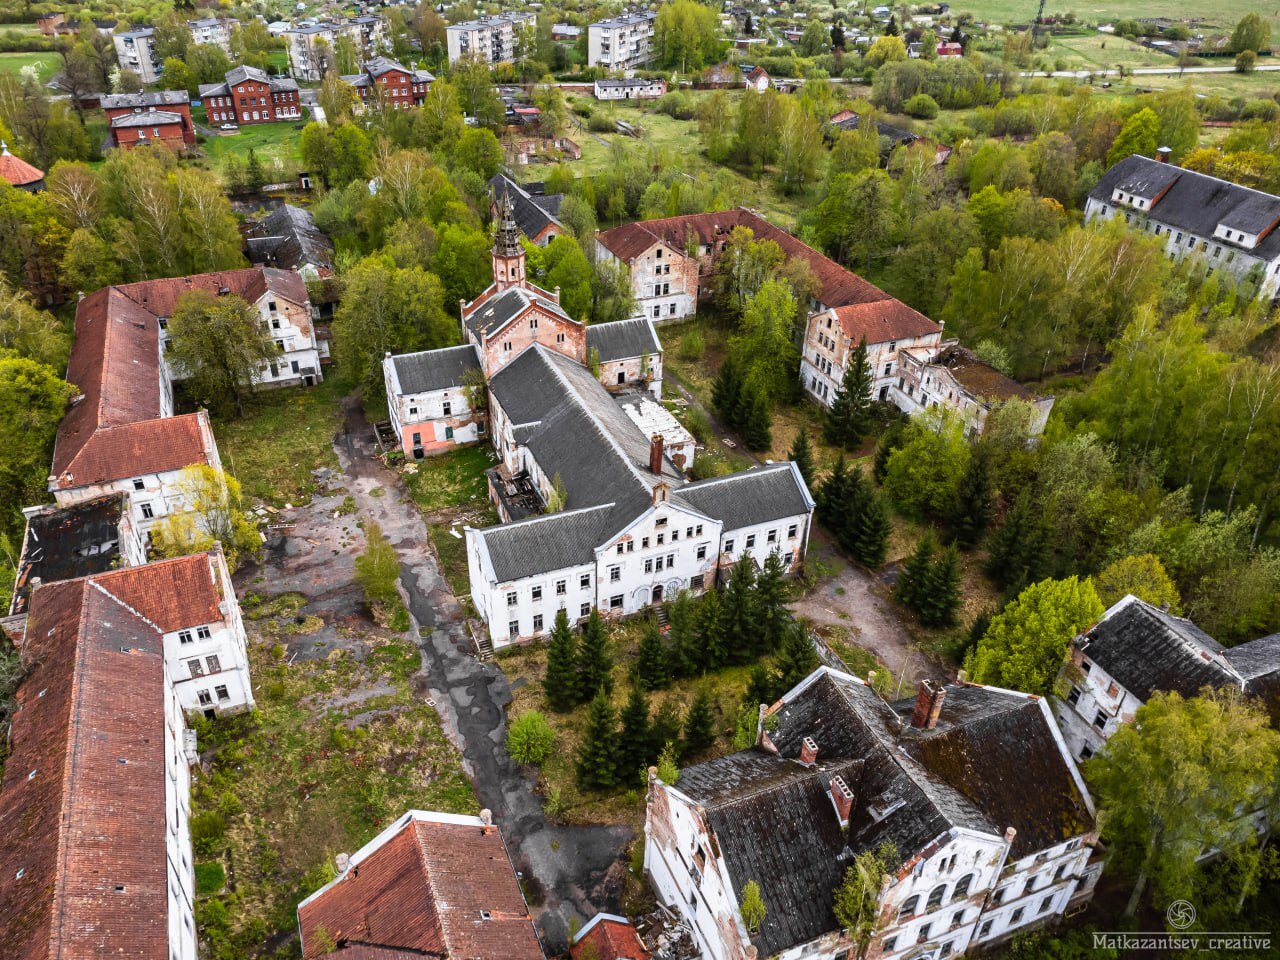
[332, 398, 631, 954]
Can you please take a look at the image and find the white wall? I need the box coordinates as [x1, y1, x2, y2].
[163, 662, 198, 959]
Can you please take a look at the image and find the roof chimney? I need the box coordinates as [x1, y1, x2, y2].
[1004, 826, 1017, 847]
[480, 808, 493, 835]
[649, 433, 664, 474]
[1156, 146, 1171, 162]
[335, 852, 351, 877]
[830, 775, 854, 827]
[910, 680, 946, 729]
[799, 736, 818, 767]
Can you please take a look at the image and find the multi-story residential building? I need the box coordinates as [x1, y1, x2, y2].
[199, 65, 302, 125]
[646, 667, 1103, 960]
[587, 11, 657, 70]
[283, 16, 390, 81]
[297, 810, 545, 958]
[113, 26, 163, 84]
[594, 77, 666, 100]
[188, 16, 235, 53]
[1054, 595, 1280, 763]
[0, 574, 200, 959]
[102, 90, 196, 149]
[446, 12, 536, 64]
[340, 56, 434, 110]
[1087, 153, 1280, 299]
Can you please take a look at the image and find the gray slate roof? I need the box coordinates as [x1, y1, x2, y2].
[1078, 596, 1235, 701]
[584, 317, 661, 363]
[673, 463, 814, 533]
[101, 90, 189, 109]
[110, 110, 185, 128]
[489, 173, 564, 241]
[246, 204, 335, 271]
[391, 344, 481, 394]
[1090, 155, 1280, 260]
[679, 669, 1094, 956]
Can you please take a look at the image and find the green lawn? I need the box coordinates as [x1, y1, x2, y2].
[947, 0, 1275, 31]
[1049, 33, 1179, 70]
[403, 445, 496, 514]
[211, 373, 349, 507]
[0, 50, 59, 83]
[192, 631, 475, 956]
[194, 105, 307, 171]
[0, 22, 43, 34]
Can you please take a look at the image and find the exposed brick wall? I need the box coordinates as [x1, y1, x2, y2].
[481, 305, 586, 378]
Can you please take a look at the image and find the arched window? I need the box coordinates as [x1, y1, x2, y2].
[927, 884, 947, 911]
[898, 895, 920, 921]
[952, 874, 973, 901]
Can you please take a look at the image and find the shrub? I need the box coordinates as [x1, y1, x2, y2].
[903, 93, 939, 119]
[195, 861, 226, 895]
[679, 328, 705, 360]
[572, 100, 594, 118]
[354, 521, 400, 607]
[508, 710, 556, 765]
[587, 112, 615, 133]
[190, 811, 227, 856]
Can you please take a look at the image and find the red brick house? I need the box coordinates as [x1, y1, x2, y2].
[109, 111, 189, 151]
[102, 91, 196, 147]
[340, 56, 434, 112]
[199, 65, 301, 126]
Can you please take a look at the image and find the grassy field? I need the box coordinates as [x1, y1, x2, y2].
[194, 106, 306, 171]
[498, 619, 755, 829]
[211, 373, 348, 507]
[1049, 33, 1178, 70]
[945, 0, 1275, 31]
[191, 624, 475, 957]
[0, 22, 43, 34]
[403, 445, 496, 514]
[0, 50, 59, 82]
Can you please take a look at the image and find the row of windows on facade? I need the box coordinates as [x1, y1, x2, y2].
[506, 577, 709, 637]
[1109, 205, 1262, 267]
[186, 654, 222, 678]
[880, 893, 1057, 957]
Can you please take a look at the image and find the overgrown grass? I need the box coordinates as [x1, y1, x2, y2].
[0, 50, 59, 82]
[403, 445, 496, 514]
[498, 618, 755, 829]
[427, 510, 496, 600]
[191, 626, 475, 958]
[947, 0, 1272, 31]
[211, 372, 349, 506]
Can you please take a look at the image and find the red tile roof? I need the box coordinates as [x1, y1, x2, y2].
[54, 412, 215, 488]
[112, 267, 307, 319]
[0, 147, 44, 187]
[596, 208, 889, 310]
[571, 916, 651, 960]
[828, 299, 941, 346]
[79, 552, 224, 631]
[298, 812, 544, 960]
[0, 577, 171, 960]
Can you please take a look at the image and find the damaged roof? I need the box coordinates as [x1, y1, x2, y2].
[9, 495, 129, 616]
[489, 173, 564, 242]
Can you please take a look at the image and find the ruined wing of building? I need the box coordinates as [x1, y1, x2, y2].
[1053, 594, 1280, 764]
[596, 208, 1052, 436]
[489, 174, 567, 246]
[646, 667, 1102, 960]
[296, 809, 545, 958]
[1086, 153, 1280, 299]
[384, 199, 815, 647]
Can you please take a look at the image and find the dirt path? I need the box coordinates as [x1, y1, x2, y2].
[332, 397, 631, 954]
[663, 367, 762, 468]
[789, 530, 930, 690]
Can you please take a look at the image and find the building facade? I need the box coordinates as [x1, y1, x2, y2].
[587, 11, 657, 70]
[102, 91, 196, 146]
[594, 78, 667, 100]
[801, 301, 943, 407]
[283, 17, 390, 81]
[447, 12, 536, 64]
[114, 26, 163, 84]
[646, 668, 1102, 960]
[341, 57, 434, 111]
[1086, 154, 1280, 300]
[199, 65, 302, 126]
[895, 343, 1054, 437]
[188, 16, 235, 52]
[109, 110, 189, 150]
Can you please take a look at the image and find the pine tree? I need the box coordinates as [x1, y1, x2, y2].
[576, 688, 620, 791]
[745, 663, 782, 710]
[699, 584, 729, 670]
[949, 449, 994, 550]
[895, 533, 935, 612]
[835, 467, 870, 553]
[873, 419, 904, 484]
[742, 385, 773, 452]
[682, 687, 716, 758]
[918, 544, 962, 628]
[245, 147, 266, 192]
[712, 356, 744, 427]
[817, 455, 851, 529]
[851, 491, 891, 567]
[576, 608, 613, 702]
[543, 608, 579, 711]
[616, 686, 652, 784]
[633, 623, 671, 690]
[825, 337, 874, 449]
[650, 697, 684, 759]
[985, 491, 1052, 593]
[776, 621, 819, 690]
[668, 591, 702, 677]
[755, 550, 790, 653]
[722, 555, 761, 660]
[788, 430, 816, 490]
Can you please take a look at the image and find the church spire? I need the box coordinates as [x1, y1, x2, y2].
[491, 190, 526, 292]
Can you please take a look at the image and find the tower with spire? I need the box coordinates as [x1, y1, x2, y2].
[492, 191, 526, 292]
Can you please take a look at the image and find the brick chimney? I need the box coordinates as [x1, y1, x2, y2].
[830, 776, 854, 827]
[649, 433, 664, 474]
[1156, 146, 1171, 162]
[910, 680, 946, 729]
[480, 808, 493, 836]
[799, 736, 818, 767]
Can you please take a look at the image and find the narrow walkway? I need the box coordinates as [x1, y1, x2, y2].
[332, 397, 631, 954]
